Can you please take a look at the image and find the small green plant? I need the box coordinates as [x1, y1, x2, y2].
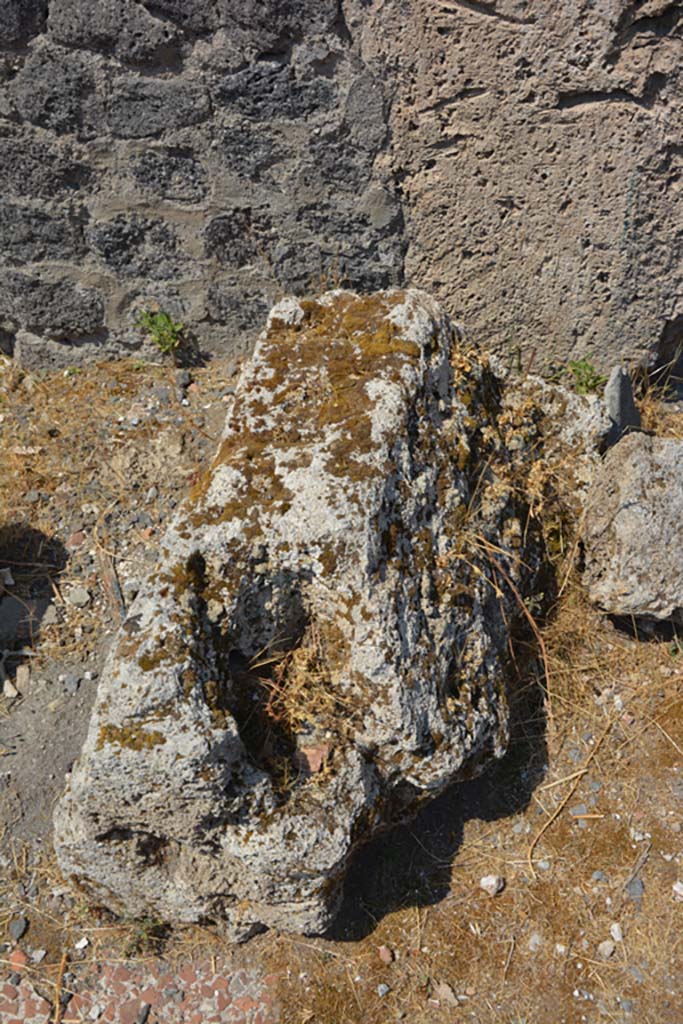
[136, 309, 184, 356]
[121, 915, 169, 957]
[568, 357, 607, 395]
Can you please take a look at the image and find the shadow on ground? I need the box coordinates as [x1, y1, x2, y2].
[328, 650, 548, 942]
[0, 521, 68, 681]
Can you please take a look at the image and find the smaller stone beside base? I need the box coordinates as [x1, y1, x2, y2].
[583, 432, 683, 623]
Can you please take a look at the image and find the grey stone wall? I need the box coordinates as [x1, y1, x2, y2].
[0, 1, 405, 367]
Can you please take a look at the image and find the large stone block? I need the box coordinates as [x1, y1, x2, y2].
[54, 290, 542, 939]
[365, 0, 683, 369]
[583, 433, 683, 623]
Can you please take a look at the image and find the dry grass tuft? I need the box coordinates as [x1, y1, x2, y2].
[250, 621, 351, 739]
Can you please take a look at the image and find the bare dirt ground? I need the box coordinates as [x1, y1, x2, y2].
[1, 354, 682, 1023]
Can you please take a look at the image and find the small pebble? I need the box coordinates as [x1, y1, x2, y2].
[31, 949, 46, 963]
[626, 877, 645, 903]
[3, 678, 19, 700]
[63, 674, 80, 696]
[377, 945, 394, 964]
[136, 1006, 151, 1024]
[9, 917, 28, 940]
[43, 604, 59, 626]
[592, 870, 607, 882]
[597, 939, 615, 960]
[528, 931, 543, 953]
[377, 983, 390, 998]
[672, 880, 683, 901]
[25, 490, 40, 504]
[610, 922, 623, 942]
[67, 586, 91, 609]
[480, 874, 505, 897]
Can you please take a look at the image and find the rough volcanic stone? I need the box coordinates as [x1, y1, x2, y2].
[54, 290, 544, 940]
[0, 0, 47, 47]
[48, 0, 181, 65]
[212, 62, 336, 121]
[204, 210, 272, 268]
[206, 285, 270, 336]
[137, 0, 218, 34]
[583, 433, 683, 622]
[214, 124, 287, 182]
[106, 77, 210, 138]
[8, 47, 102, 139]
[214, 0, 339, 50]
[0, 272, 105, 339]
[0, 130, 93, 200]
[130, 149, 208, 204]
[0, 203, 86, 266]
[13, 329, 107, 371]
[88, 215, 185, 279]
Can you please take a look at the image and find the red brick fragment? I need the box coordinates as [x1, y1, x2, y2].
[293, 743, 330, 775]
[234, 995, 259, 1012]
[9, 949, 29, 971]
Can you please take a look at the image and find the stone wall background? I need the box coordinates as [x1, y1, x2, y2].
[1, 0, 681, 372]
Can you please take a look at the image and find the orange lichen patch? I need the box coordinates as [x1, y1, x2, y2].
[97, 722, 167, 751]
[187, 292, 422, 520]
